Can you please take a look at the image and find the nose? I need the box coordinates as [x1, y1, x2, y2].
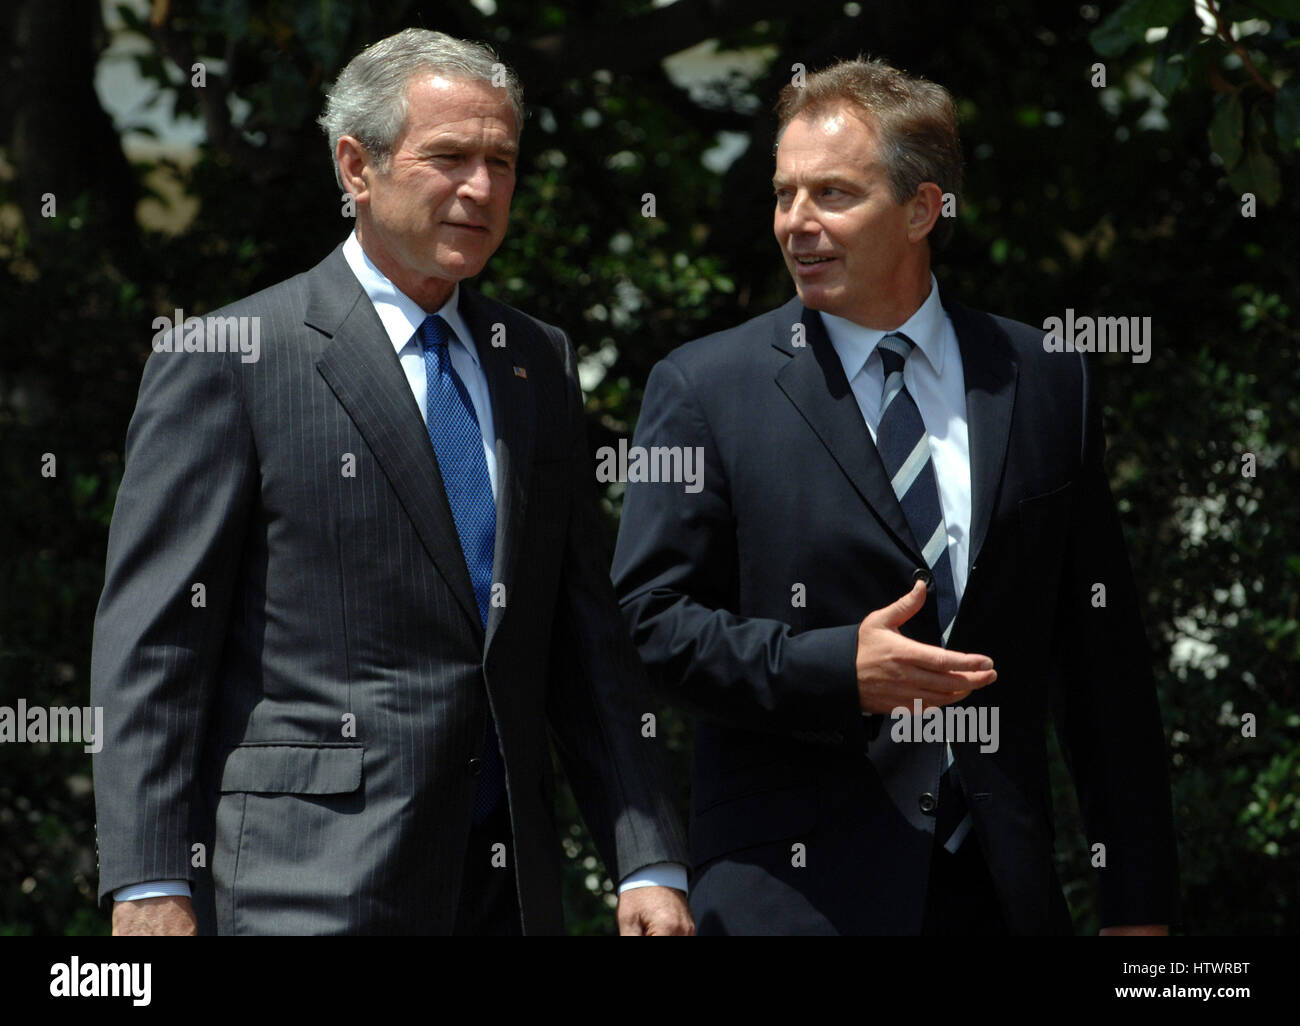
[457, 157, 492, 203]
[780, 188, 819, 237]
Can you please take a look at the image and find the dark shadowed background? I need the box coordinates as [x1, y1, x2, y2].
[1, 0, 1296, 935]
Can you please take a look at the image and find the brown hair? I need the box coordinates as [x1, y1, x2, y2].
[775, 58, 962, 249]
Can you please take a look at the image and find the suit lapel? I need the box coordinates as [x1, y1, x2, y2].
[941, 290, 1018, 576]
[309, 246, 483, 636]
[458, 288, 536, 650]
[772, 290, 1020, 587]
[773, 300, 924, 564]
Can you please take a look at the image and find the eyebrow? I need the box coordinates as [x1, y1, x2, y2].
[771, 174, 862, 190]
[423, 134, 519, 158]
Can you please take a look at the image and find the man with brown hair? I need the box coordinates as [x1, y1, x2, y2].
[612, 57, 1179, 934]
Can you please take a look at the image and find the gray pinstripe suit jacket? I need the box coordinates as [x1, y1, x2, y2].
[90, 243, 687, 934]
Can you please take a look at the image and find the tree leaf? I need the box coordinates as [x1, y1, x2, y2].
[1275, 78, 1300, 150]
[1090, 0, 1147, 58]
[1089, 0, 1188, 58]
[1150, 48, 1185, 97]
[1151, 9, 1205, 97]
[1210, 93, 1245, 169]
[1227, 146, 1282, 205]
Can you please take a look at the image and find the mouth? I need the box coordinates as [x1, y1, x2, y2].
[791, 254, 836, 275]
[445, 222, 489, 233]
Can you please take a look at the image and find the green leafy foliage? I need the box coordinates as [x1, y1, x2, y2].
[2, 0, 1295, 935]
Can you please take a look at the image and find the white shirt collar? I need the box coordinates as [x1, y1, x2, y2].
[341, 230, 479, 365]
[820, 272, 946, 382]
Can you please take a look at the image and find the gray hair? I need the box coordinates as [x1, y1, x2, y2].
[318, 28, 524, 191]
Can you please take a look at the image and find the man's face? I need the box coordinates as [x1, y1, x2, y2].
[772, 104, 917, 327]
[355, 73, 517, 300]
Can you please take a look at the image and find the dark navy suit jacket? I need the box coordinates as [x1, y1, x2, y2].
[612, 289, 1179, 934]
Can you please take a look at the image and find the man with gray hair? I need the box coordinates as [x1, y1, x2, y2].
[613, 57, 1179, 934]
[93, 27, 692, 935]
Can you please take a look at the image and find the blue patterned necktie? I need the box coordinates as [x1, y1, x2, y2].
[876, 331, 971, 853]
[419, 313, 504, 823]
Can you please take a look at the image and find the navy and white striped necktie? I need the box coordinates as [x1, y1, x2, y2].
[876, 331, 971, 853]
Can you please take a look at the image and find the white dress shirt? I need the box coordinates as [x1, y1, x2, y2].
[341, 232, 499, 497]
[115, 232, 685, 903]
[819, 273, 972, 604]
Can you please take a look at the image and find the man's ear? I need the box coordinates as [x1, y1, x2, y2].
[906, 182, 944, 243]
[336, 136, 372, 204]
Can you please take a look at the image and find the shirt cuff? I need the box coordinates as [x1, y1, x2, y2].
[617, 863, 689, 895]
[113, 880, 192, 902]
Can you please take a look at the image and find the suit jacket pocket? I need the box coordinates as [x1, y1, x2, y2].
[218, 743, 364, 795]
[1017, 479, 1073, 521]
[1017, 481, 1074, 593]
[691, 783, 818, 867]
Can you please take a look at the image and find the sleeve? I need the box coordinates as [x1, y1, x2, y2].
[1051, 351, 1181, 928]
[611, 356, 862, 739]
[113, 881, 191, 902]
[90, 340, 257, 905]
[617, 862, 689, 894]
[541, 326, 690, 882]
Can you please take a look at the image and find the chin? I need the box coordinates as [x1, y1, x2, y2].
[442, 246, 495, 274]
[795, 285, 831, 312]
[433, 255, 487, 280]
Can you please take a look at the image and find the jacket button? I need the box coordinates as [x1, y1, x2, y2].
[913, 568, 934, 591]
[919, 792, 938, 815]
[468, 757, 484, 777]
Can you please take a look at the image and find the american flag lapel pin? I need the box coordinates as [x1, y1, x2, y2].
[513, 365, 528, 379]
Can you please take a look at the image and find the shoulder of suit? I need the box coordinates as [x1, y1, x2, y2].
[988, 310, 1086, 388]
[658, 300, 797, 379]
[200, 270, 315, 321]
[190, 246, 344, 324]
[945, 296, 1083, 388]
[459, 286, 568, 350]
[190, 251, 570, 359]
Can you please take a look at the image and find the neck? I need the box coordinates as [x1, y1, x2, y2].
[848, 259, 932, 331]
[355, 221, 456, 313]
